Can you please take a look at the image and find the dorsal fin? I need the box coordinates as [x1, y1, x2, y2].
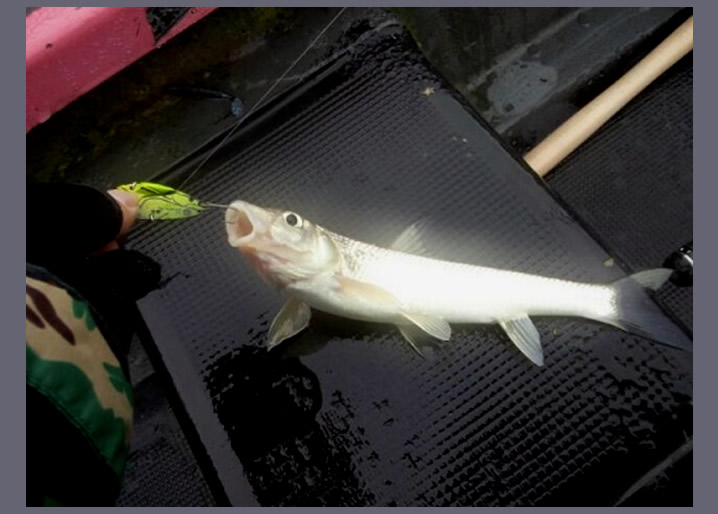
[389, 220, 432, 256]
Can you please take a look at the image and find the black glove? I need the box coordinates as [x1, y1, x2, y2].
[27, 182, 128, 262]
[27, 181, 161, 364]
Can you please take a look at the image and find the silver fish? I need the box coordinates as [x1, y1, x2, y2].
[225, 200, 690, 365]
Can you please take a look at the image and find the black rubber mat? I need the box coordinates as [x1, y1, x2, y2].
[546, 53, 693, 334]
[116, 339, 216, 506]
[126, 26, 692, 506]
[116, 374, 216, 506]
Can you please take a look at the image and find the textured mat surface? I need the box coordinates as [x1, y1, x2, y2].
[126, 27, 692, 506]
[116, 338, 216, 506]
[547, 54, 693, 333]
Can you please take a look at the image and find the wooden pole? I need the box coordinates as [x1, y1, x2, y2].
[523, 16, 693, 177]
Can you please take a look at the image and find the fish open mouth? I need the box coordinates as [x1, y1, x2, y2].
[225, 202, 256, 246]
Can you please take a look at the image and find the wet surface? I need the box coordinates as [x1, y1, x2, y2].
[397, 7, 684, 153]
[117, 362, 216, 506]
[124, 26, 692, 506]
[546, 53, 693, 335]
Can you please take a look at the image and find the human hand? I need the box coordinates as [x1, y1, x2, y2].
[97, 189, 140, 253]
[27, 182, 161, 354]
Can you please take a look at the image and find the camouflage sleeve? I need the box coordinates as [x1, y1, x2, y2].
[26, 269, 134, 507]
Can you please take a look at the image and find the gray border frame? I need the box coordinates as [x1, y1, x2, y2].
[18, 1, 706, 512]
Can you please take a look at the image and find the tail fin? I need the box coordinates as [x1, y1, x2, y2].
[599, 269, 692, 351]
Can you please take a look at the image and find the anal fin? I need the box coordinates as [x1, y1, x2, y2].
[499, 315, 544, 366]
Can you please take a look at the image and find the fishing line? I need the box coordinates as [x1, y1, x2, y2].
[203, 201, 243, 223]
[176, 7, 347, 192]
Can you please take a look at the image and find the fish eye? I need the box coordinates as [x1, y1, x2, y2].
[283, 212, 302, 227]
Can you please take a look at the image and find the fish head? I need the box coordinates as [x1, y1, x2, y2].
[225, 200, 341, 287]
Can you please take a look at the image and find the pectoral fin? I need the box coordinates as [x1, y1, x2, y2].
[267, 297, 312, 350]
[499, 315, 544, 366]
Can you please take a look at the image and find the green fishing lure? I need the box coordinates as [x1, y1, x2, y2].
[118, 182, 206, 221]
